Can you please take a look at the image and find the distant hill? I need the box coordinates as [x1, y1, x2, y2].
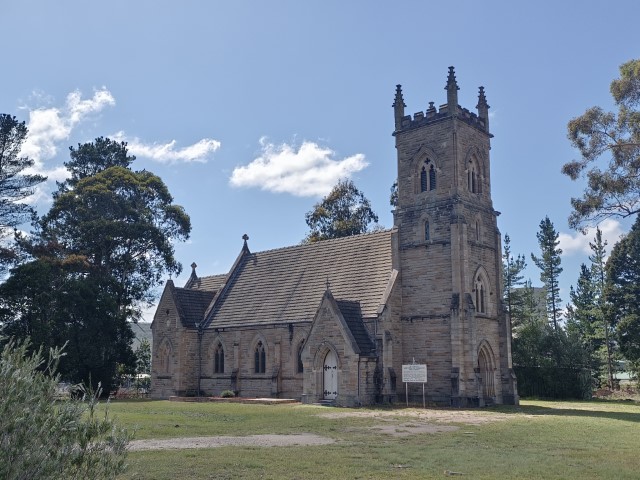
[130, 322, 152, 350]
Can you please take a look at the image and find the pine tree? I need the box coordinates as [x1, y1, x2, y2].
[531, 217, 564, 331]
[502, 233, 527, 327]
[589, 227, 615, 388]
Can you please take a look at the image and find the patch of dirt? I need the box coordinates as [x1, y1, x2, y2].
[368, 422, 459, 436]
[128, 434, 334, 451]
[317, 408, 513, 425]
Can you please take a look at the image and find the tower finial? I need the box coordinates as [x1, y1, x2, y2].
[392, 84, 406, 131]
[476, 86, 490, 132]
[445, 66, 459, 113]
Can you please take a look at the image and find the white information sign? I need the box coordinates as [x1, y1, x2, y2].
[402, 364, 427, 383]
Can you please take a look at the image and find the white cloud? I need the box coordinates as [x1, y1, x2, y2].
[114, 132, 220, 164]
[229, 139, 368, 197]
[21, 87, 115, 172]
[558, 219, 626, 257]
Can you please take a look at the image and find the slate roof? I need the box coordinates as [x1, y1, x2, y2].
[204, 229, 395, 329]
[185, 273, 226, 292]
[336, 300, 375, 356]
[174, 288, 216, 328]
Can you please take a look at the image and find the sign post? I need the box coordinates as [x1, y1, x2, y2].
[402, 359, 427, 408]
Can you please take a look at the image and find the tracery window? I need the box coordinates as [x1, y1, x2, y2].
[254, 341, 266, 374]
[429, 164, 436, 191]
[214, 342, 224, 374]
[475, 275, 487, 314]
[419, 159, 436, 192]
[297, 341, 305, 374]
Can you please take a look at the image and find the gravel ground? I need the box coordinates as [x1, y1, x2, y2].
[128, 434, 335, 451]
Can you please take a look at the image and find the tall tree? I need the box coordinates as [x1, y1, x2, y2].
[0, 114, 46, 273]
[502, 233, 528, 326]
[0, 256, 135, 394]
[562, 59, 640, 230]
[39, 164, 191, 315]
[589, 227, 615, 387]
[566, 264, 601, 378]
[531, 217, 563, 331]
[605, 215, 640, 377]
[304, 179, 379, 243]
[56, 136, 133, 195]
[2, 137, 190, 392]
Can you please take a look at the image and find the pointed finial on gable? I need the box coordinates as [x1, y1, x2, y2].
[326, 276, 331, 291]
[242, 233, 250, 253]
[191, 262, 198, 274]
[445, 66, 459, 113]
[393, 84, 406, 131]
[476, 86, 490, 132]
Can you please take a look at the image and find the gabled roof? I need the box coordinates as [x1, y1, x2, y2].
[205, 229, 395, 329]
[336, 300, 375, 356]
[185, 273, 226, 292]
[174, 288, 216, 328]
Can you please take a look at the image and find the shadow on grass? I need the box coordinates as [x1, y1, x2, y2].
[488, 400, 640, 423]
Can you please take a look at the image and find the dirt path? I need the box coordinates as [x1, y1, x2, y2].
[128, 434, 334, 451]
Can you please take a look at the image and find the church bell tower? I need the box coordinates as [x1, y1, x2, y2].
[392, 67, 518, 406]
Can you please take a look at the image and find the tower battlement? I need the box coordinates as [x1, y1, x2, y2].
[393, 67, 491, 136]
[396, 104, 487, 133]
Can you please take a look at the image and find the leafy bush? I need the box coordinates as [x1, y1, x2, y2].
[220, 390, 236, 398]
[0, 338, 130, 480]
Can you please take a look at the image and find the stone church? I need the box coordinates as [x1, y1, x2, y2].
[151, 67, 519, 407]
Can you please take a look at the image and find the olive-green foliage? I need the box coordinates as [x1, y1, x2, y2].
[606, 215, 640, 378]
[0, 114, 46, 274]
[304, 179, 379, 243]
[0, 256, 134, 395]
[563, 59, 640, 229]
[0, 339, 129, 480]
[531, 217, 563, 331]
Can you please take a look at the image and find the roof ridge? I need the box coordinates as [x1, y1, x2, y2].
[249, 229, 393, 256]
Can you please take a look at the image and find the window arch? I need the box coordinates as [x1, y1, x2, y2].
[214, 342, 224, 374]
[418, 158, 437, 193]
[474, 268, 490, 315]
[467, 155, 483, 194]
[425, 220, 431, 241]
[254, 340, 266, 374]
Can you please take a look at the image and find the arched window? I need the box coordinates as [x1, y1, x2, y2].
[214, 342, 224, 374]
[419, 159, 437, 193]
[475, 220, 480, 241]
[425, 220, 430, 241]
[158, 341, 172, 374]
[475, 275, 486, 314]
[429, 164, 436, 191]
[254, 341, 266, 374]
[297, 341, 305, 374]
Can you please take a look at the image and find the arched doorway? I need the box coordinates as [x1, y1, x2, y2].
[478, 347, 495, 399]
[323, 350, 337, 400]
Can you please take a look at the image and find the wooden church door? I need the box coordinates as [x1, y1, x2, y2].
[323, 350, 337, 400]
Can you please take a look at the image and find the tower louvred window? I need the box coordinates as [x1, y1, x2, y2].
[420, 166, 428, 192]
[429, 164, 436, 190]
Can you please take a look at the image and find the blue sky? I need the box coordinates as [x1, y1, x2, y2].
[3, 1, 639, 321]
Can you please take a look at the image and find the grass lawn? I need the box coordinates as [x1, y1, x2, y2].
[108, 399, 640, 479]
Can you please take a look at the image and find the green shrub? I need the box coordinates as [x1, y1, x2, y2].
[220, 390, 236, 398]
[0, 338, 130, 480]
